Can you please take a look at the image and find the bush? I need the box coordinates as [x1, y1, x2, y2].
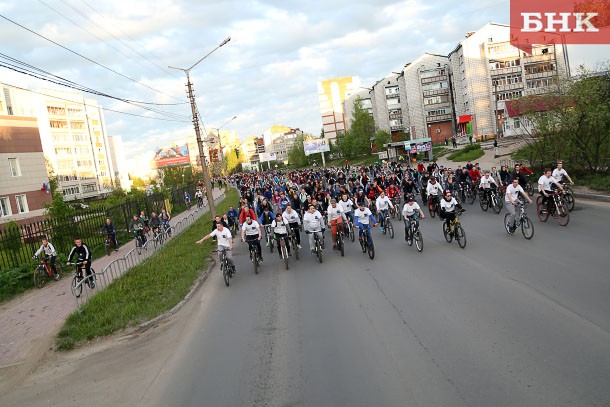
[447, 143, 484, 162]
[576, 173, 610, 192]
[0, 265, 33, 303]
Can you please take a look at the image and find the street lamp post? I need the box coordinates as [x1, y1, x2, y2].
[169, 36, 231, 217]
[207, 115, 237, 174]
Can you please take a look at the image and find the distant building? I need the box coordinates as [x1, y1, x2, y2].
[318, 76, 361, 142]
[343, 89, 373, 132]
[371, 72, 410, 138]
[267, 128, 303, 162]
[107, 136, 132, 192]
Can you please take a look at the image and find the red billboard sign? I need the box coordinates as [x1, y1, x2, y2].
[153, 145, 190, 169]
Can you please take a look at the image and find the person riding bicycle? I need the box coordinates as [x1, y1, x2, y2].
[67, 237, 94, 288]
[510, 164, 528, 190]
[426, 177, 443, 210]
[303, 204, 325, 254]
[552, 161, 574, 186]
[241, 214, 263, 262]
[160, 208, 171, 230]
[505, 177, 533, 232]
[375, 190, 394, 233]
[282, 204, 302, 249]
[402, 196, 426, 241]
[139, 210, 149, 231]
[354, 201, 378, 247]
[129, 214, 147, 244]
[183, 191, 191, 209]
[239, 204, 257, 226]
[227, 206, 240, 230]
[386, 184, 400, 204]
[538, 168, 565, 211]
[195, 189, 203, 207]
[402, 177, 418, 200]
[258, 207, 275, 247]
[338, 193, 355, 226]
[196, 222, 235, 271]
[327, 198, 347, 250]
[33, 236, 58, 276]
[479, 171, 499, 202]
[150, 211, 161, 236]
[440, 189, 464, 230]
[271, 213, 292, 258]
[212, 214, 229, 232]
[100, 217, 119, 250]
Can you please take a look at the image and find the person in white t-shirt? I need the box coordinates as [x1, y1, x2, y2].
[303, 204, 325, 254]
[375, 191, 394, 233]
[552, 161, 574, 185]
[271, 213, 291, 258]
[504, 177, 533, 232]
[241, 215, 263, 262]
[402, 196, 426, 241]
[538, 168, 564, 210]
[196, 222, 235, 270]
[439, 189, 464, 229]
[479, 171, 498, 202]
[326, 199, 347, 249]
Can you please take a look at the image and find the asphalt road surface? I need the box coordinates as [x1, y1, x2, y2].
[3, 199, 610, 407]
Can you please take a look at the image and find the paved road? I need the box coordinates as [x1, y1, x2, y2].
[142, 199, 610, 407]
[2, 198, 610, 407]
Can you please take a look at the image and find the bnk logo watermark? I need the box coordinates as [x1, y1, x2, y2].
[510, 0, 610, 52]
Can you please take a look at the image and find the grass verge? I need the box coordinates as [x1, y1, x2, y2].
[432, 145, 451, 160]
[576, 173, 610, 193]
[56, 189, 237, 350]
[447, 143, 484, 162]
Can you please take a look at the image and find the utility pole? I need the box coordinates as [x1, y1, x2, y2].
[169, 36, 231, 218]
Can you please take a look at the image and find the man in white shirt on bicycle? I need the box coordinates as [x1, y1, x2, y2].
[282, 204, 302, 249]
[326, 199, 347, 250]
[375, 191, 394, 233]
[552, 161, 574, 186]
[505, 178, 532, 232]
[402, 196, 425, 241]
[196, 222, 235, 270]
[303, 204, 325, 254]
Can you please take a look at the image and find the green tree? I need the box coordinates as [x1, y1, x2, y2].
[225, 148, 242, 174]
[130, 175, 146, 189]
[339, 97, 376, 158]
[373, 129, 391, 151]
[288, 134, 314, 168]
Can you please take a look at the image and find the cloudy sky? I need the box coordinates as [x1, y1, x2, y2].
[1, 0, 608, 174]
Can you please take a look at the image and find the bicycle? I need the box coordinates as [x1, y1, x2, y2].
[466, 183, 477, 204]
[561, 183, 575, 212]
[289, 227, 300, 260]
[335, 222, 345, 257]
[313, 230, 324, 263]
[152, 225, 164, 246]
[185, 199, 192, 211]
[214, 249, 234, 287]
[536, 190, 569, 226]
[427, 195, 441, 218]
[245, 239, 261, 274]
[229, 218, 238, 237]
[133, 229, 146, 255]
[479, 188, 502, 214]
[381, 211, 395, 239]
[162, 220, 172, 237]
[67, 261, 95, 298]
[390, 197, 402, 220]
[33, 255, 63, 288]
[504, 200, 534, 239]
[277, 235, 290, 270]
[404, 216, 423, 252]
[345, 217, 355, 242]
[101, 232, 117, 255]
[356, 225, 375, 260]
[263, 225, 274, 253]
[197, 197, 204, 209]
[442, 209, 467, 249]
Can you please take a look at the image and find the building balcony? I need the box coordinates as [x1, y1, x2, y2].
[421, 74, 448, 85]
[385, 94, 400, 100]
[422, 88, 449, 97]
[389, 114, 403, 120]
[390, 125, 404, 131]
[426, 114, 453, 123]
[523, 53, 555, 63]
[490, 66, 522, 76]
[494, 83, 524, 92]
[524, 70, 556, 78]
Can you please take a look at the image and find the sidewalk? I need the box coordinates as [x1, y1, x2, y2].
[0, 189, 225, 369]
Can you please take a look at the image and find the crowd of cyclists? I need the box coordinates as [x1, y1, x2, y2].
[198, 158, 576, 276]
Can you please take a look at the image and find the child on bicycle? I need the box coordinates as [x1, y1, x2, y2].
[33, 236, 58, 276]
[100, 217, 119, 250]
[67, 237, 94, 288]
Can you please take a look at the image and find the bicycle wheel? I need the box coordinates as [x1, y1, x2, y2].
[368, 241, 375, 259]
[387, 220, 394, 239]
[536, 196, 549, 222]
[468, 190, 476, 204]
[521, 216, 534, 239]
[349, 224, 355, 242]
[33, 266, 45, 288]
[136, 237, 142, 255]
[105, 241, 112, 256]
[480, 196, 489, 211]
[382, 222, 387, 234]
[564, 192, 575, 212]
[72, 274, 83, 298]
[268, 235, 274, 253]
[223, 263, 230, 286]
[556, 203, 570, 226]
[491, 197, 501, 214]
[503, 213, 514, 235]
[414, 230, 423, 252]
[317, 242, 323, 264]
[253, 252, 259, 274]
[429, 203, 436, 218]
[443, 223, 452, 243]
[396, 206, 402, 221]
[456, 224, 467, 249]
[284, 246, 289, 270]
[406, 226, 413, 246]
[53, 262, 63, 281]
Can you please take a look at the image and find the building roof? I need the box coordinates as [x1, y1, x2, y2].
[505, 96, 572, 117]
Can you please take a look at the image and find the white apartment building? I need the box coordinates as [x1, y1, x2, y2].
[267, 128, 303, 162]
[448, 22, 569, 140]
[318, 76, 361, 142]
[371, 72, 409, 135]
[107, 136, 131, 192]
[9, 88, 116, 200]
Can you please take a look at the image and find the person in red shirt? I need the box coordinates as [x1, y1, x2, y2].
[386, 184, 400, 199]
[238, 204, 257, 225]
[469, 167, 482, 184]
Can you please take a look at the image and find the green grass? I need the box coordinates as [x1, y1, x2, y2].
[447, 143, 484, 162]
[576, 173, 610, 193]
[432, 145, 451, 160]
[0, 264, 34, 303]
[56, 189, 238, 350]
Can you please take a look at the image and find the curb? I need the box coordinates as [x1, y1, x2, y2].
[572, 192, 610, 203]
[137, 257, 217, 332]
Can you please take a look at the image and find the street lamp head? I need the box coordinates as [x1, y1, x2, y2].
[220, 37, 231, 47]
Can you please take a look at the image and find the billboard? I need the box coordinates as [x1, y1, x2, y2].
[259, 152, 277, 162]
[153, 144, 190, 169]
[304, 139, 330, 156]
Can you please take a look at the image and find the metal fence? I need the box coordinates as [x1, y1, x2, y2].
[71, 192, 225, 308]
[0, 193, 166, 271]
[170, 182, 198, 214]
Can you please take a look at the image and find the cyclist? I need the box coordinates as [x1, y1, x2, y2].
[183, 191, 191, 210]
[479, 171, 499, 202]
[271, 213, 291, 258]
[227, 206, 240, 230]
[338, 193, 355, 226]
[100, 217, 119, 250]
[510, 164, 528, 190]
[402, 196, 426, 241]
[211, 214, 229, 232]
[440, 189, 464, 230]
[195, 189, 204, 207]
[426, 177, 443, 210]
[326, 198, 347, 250]
[239, 204, 257, 226]
[505, 178, 533, 232]
[67, 237, 94, 288]
[258, 207, 275, 247]
[303, 204, 325, 254]
[196, 221, 235, 271]
[129, 214, 147, 244]
[241, 214, 263, 262]
[354, 201, 378, 247]
[160, 208, 171, 230]
[386, 183, 400, 207]
[282, 204, 302, 249]
[33, 236, 58, 276]
[538, 168, 565, 211]
[150, 211, 161, 236]
[552, 161, 574, 186]
[139, 210, 149, 233]
[375, 190, 394, 233]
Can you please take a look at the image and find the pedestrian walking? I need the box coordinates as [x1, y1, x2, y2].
[494, 139, 499, 157]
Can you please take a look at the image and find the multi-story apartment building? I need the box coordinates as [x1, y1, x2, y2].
[403, 53, 455, 144]
[267, 128, 303, 162]
[318, 76, 361, 142]
[8, 87, 116, 200]
[343, 89, 373, 131]
[107, 136, 131, 191]
[449, 23, 569, 140]
[240, 136, 261, 167]
[371, 72, 409, 137]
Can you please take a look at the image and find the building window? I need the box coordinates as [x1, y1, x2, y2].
[82, 184, 97, 193]
[8, 158, 21, 177]
[62, 186, 80, 196]
[3, 88, 13, 115]
[15, 195, 28, 213]
[514, 118, 521, 129]
[0, 197, 11, 217]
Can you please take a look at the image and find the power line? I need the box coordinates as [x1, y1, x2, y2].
[0, 13, 185, 102]
[0, 81, 191, 123]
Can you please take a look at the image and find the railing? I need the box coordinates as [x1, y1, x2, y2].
[71, 192, 225, 308]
